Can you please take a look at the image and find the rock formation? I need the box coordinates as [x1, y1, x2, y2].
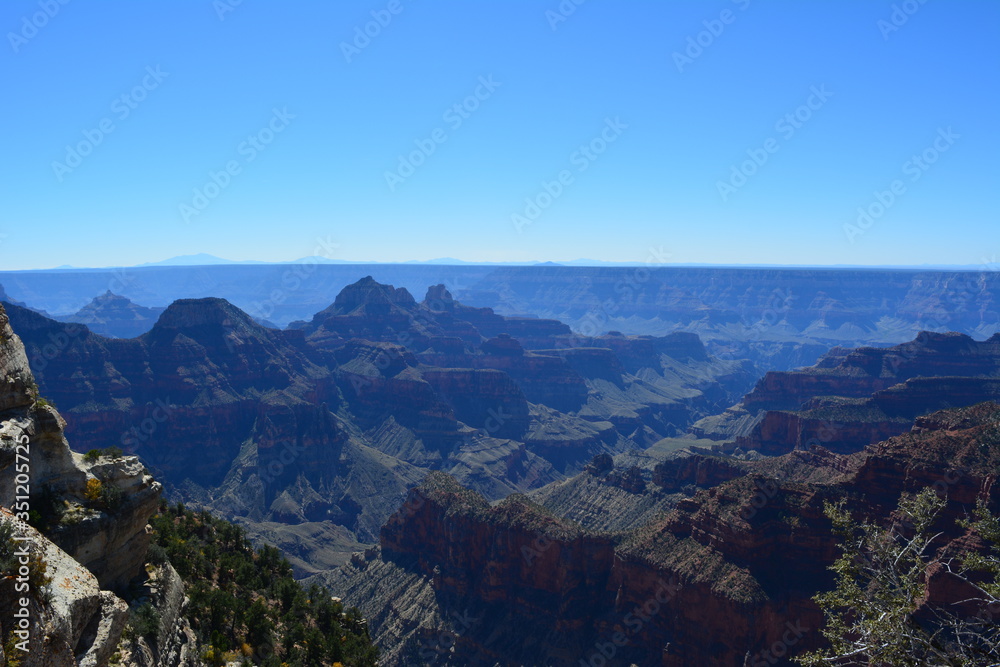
[0, 302, 163, 665]
[3, 278, 754, 576]
[693, 331, 1000, 456]
[54, 292, 165, 339]
[0, 508, 128, 667]
[5, 265, 1000, 373]
[325, 402, 1000, 665]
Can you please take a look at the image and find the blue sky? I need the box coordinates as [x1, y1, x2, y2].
[1, 0, 997, 270]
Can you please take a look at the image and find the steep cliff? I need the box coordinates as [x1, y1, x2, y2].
[327, 402, 1000, 665]
[696, 331, 1000, 456]
[0, 509, 129, 667]
[0, 302, 163, 666]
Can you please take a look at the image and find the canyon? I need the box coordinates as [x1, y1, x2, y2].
[2, 268, 999, 665]
[3, 264, 998, 373]
[322, 403, 1000, 665]
[2, 278, 755, 577]
[693, 331, 1000, 456]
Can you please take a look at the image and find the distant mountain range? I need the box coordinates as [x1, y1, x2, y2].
[3, 264, 999, 379]
[26, 254, 574, 270]
[15, 253, 1000, 271]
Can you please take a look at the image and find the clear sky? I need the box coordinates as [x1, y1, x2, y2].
[1, 0, 997, 270]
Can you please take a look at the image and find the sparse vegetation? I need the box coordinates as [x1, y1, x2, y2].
[84, 478, 103, 503]
[148, 502, 378, 666]
[100, 483, 123, 511]
[128, 602, 160, 641]
[959, 499, 1000, 608]
[25, 485, 65, 531]
[83, 446, 124, 462]
[0, 522, 17, 574]
[82, 478, 124, 512]
[2, 631, 23, 667]
[798, 487, 1000, 666]
[0, 520, 52, 603]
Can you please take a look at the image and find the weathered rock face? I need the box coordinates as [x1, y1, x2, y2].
[872, 376, 1000, 418]
[848, 402, 1000, 510]
[44, 452, 161, 591]
[331, 403, 1000, 666]
[420, 368, 530, 439]
[370, 474, 623, 665]
[536, 346, 625, 384]
[732, 374, 1000, 457]
[738, 408, 912, 456]
[113, 563, 200, 667]
[381, 475, 616, 609]
[0, 510, 129, 667]
[0, 304, 162, 591]
[358, 471, 834, 665]
[651, 452, 747, 492]
[0, 302, 164, 666]
[418, 345, 591, 414]
[0, 303, 35, 415]
[333, 340, 469, 459]
[589, 331, 709, 369]
[743, 369, 891, 412]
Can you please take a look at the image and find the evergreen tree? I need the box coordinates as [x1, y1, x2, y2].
[798, 488, 1000, 666]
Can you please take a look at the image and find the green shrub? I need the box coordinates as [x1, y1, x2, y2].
[147, 543, 168, 566]
[27, 552, 52, 592]
[3, 631, 24, 667]
[100, 483, 124, 511]
[83, 446, 124, 462]
[26, 486, 65, 531]
[0, 521, 18, 575]
[84, 478, 124, 512]
[129, 602, 161, 640]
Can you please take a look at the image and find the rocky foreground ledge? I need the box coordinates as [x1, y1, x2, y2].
[0, 303, 163, 665]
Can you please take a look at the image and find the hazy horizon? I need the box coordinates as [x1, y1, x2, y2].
[2, 1, 997, 271]
[4, 251, 1000, 273]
